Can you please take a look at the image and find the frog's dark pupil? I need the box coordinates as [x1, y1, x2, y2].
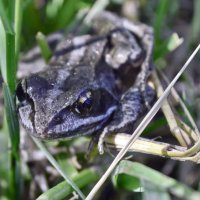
[82, 98, 92, 108]
[75, 90, 93, 115]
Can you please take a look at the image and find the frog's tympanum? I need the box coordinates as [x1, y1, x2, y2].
[16, 12, 155, 153]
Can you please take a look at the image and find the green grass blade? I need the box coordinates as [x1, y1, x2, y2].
[0, 1, 23, 199]
[0, 18, 7, 80]
[192, 0, 200, 43]
[154, 33, 183, 61]
[0, 1, 14, 34]
[0, 1, 17, 92]
[37, 169, 98, 200]
[153, 0, 169, 43]
[5, 32, 16, 92]
[3, 84, 21, 199]
[36, 32, 52, 62]
[32, 137, 86, 200]
[142, 180, 171, 200]
[15, 0, 23, 60]
[3, 84, 19, 158]
[113, 160, 200, 200]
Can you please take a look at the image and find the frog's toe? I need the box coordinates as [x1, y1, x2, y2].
[98, 138, 105, 155]
[97, 128, 109, 154]
[85, 134, 101, 158]
[98, 143, 105, 155]
[136, 80, 156, 109]
[141, 83, 156, 109]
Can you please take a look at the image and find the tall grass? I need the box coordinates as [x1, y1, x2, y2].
[1, 1, 200, 200]
[0, 0, 22, 199]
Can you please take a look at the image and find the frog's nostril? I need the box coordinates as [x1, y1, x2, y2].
[47, 112, 66, 133]
[52, 116, 63, 125]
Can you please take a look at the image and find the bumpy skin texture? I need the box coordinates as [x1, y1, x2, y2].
[16, 12, 155, 146]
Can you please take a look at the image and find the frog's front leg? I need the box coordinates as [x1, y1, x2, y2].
[98, 84, 155, 154]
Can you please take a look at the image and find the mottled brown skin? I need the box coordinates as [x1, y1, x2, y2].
[16, 11, 155, 153]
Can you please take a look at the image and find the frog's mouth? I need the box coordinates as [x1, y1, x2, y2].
[17, 103, 116, 140]
[40, 105, 117, 139]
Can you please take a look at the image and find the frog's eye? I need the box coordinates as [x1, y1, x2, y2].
[74, 90, 93, 115]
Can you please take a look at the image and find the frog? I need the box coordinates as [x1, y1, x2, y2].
[16, 11, 156, 154]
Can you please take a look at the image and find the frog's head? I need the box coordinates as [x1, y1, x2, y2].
[16, 66, 117, 139]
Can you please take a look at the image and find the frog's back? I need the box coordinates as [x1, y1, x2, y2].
[16, 11, 155, 143]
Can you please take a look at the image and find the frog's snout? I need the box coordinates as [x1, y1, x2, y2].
[16, 79, 37, 135]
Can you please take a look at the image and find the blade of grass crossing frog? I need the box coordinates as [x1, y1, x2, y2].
[85, 44, 200, 200]
[32, 137, 86, 200]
